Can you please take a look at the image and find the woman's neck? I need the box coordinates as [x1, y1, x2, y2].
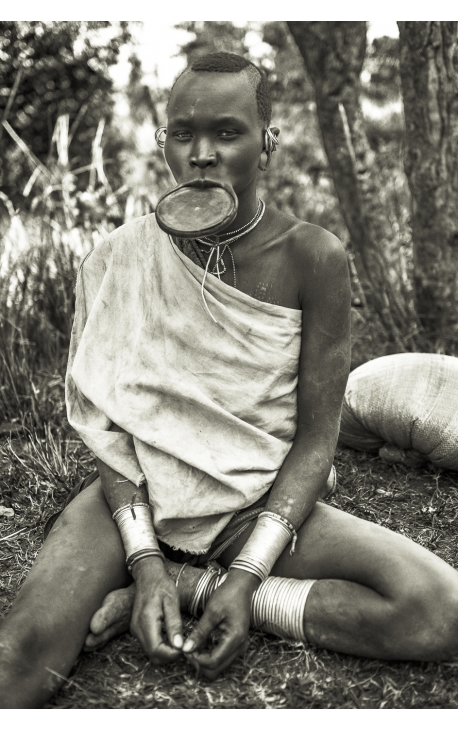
[218, 185, 259, 237]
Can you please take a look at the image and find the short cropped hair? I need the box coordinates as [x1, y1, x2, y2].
[168, 52, 272, 125]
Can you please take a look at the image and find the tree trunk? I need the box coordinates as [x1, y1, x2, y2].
[398, 22, 458, 353]
[287, 21, 418, 351]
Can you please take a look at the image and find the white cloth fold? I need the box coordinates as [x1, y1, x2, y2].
[66, 214, 302, 553]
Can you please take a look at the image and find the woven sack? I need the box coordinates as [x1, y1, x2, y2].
[339, 353, 458, 470]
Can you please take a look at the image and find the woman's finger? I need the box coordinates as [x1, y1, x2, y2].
[187, 637, 249, 679]
[132, 598, 181, 663]
[182, 605, 221, 655]
[163, 592, 183, 649]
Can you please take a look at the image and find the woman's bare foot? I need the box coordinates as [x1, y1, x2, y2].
[84, 584, 135, 651]
[84, 560, 204, 651]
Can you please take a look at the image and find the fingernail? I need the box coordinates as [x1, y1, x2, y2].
[173, 634, 183, 649]
[183, 639, 194, 653]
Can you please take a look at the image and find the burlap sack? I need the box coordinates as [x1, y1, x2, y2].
[339, 353, 458, 470]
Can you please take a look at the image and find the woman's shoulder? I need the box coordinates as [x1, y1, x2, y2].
[80, 214, 158, 275]
[266, 206, 345, 269]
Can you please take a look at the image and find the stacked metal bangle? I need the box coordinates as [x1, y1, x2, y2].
[187, 568, 315, 642]
[112, 502, 164, 573]
[188, 565, 228, 617]
[251, 576, 314, 642]
[261, 511, 298, 556]
[229, 511, 297, 582]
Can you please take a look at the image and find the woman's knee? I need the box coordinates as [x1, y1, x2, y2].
[383, 572, 458, 661]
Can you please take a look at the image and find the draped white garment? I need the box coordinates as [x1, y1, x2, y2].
[66, 214, 302, 553]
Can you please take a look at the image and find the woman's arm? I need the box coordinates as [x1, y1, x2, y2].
[265, 230, 351, 526]
[183, 229, 351, 678]
[97, 447, 184, 661]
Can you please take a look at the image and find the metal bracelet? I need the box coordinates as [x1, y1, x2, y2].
[251, 577, 315, 641]
[113, 503, 160, 561]
[188, 565, 221, 617]
[112, 502, 151, 521]
[188, 568, 315, 642]
[259, 511, 298, 555]
[127, 549, 165, 573]
[229, 512, 295, 582]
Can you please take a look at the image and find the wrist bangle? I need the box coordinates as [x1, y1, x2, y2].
[113, 502, 163, 566]
[259, 511, 298, 556]
[127, 549, 165, 573]
[229, 511, 297, 582]
[188, 565, 226, 617]
[112, 502, 151, 521]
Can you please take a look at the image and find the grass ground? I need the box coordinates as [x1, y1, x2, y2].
[2, 430, 458, 709]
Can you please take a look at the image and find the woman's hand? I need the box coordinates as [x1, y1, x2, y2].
[182, 569, 260, 679]
[130, 558, 183, 664]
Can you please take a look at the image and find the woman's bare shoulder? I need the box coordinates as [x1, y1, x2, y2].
[267, 207, 345, 270]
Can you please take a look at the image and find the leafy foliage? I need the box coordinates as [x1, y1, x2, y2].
[0, 21, 131, 204]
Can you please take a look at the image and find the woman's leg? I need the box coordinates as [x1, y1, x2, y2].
[220, 502, 458, 661]
[0, 478, 130, 709]
[88, 501, 458, 662]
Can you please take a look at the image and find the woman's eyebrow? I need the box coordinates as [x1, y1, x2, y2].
[213, 115, 245, 125]
[168, 116, 193, 126]
[169, 115, 246, 127]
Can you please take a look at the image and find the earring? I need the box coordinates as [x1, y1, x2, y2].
[258, 127, 279, 172]
[155, 127, 167, 149]
[265, 127, 279, 154]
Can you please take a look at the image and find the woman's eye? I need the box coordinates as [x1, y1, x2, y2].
[218, 130, 238, 138]
[174, 131, 192, 139]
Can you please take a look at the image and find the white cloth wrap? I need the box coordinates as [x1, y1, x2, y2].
[339, 353, 458, 470]
[66, 214, 302, 553]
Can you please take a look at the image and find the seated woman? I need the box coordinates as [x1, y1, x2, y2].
[1, 52, 458, 709]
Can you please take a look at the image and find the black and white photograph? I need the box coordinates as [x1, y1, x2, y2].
[2, 13, 458, 712]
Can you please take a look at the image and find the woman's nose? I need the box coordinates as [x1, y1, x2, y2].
[190, 140, 217, 170]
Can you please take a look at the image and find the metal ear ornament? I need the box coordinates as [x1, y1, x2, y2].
[155, 127, 167, 149]
[259, 127, 279, 172]
[265, 127, 279, 154]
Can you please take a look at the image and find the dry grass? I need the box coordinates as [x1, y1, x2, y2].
[2, 434, 458, 709]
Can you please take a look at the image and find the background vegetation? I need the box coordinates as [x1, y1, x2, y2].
[1, 20, 458, 709]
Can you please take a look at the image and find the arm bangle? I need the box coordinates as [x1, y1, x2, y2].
[229, 511, 297, 582]
[112, 502, 164, 568]
[259, 511, 298, 556]
[126, 549, 165, 573]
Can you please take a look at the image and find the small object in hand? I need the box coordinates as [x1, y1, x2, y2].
[156, 178, 238, 239]
[0, 506, 14, 519]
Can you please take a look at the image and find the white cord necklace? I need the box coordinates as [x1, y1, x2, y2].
[198, 199, 266, 324]
[198, 199, 264, 284]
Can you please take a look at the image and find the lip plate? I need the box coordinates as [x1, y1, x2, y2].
[156, 179, 238, 239]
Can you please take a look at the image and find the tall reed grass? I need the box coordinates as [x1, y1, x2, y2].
[0, 114, 124, 434]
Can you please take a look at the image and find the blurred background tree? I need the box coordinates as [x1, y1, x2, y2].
[287, 21, 418, 351]
[0, 21, 131, 205]
[398, 22, 458, 353]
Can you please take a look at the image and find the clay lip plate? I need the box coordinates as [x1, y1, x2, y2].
[156, 179, 238, 238]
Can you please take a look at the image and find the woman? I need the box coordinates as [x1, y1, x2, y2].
[1, 53, 458, 708]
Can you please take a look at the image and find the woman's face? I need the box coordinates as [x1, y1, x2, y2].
[164, 71, 265, 196]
